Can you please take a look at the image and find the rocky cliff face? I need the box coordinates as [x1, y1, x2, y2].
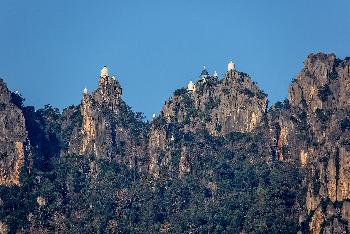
[160, 69, 267, 135]
[297, 54, 350, 234]
[148, 68, 268, 178]
[0, 80, 28, 186]
[62, 74, 147, 171]
[265, 53, 350, 233]
[0, 54, 349, 233]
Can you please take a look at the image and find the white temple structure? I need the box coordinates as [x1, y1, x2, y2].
[200, 66, 209, 81]
[100, 66, 109, 78]
[83, 87, 88, 94]
[187, 80, 196, 92]
[213, 70, 218, 77]
[227, 61, 235, 71]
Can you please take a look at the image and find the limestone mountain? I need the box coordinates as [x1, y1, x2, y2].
[0, 53, 349, 233]
[62, 67, 148, 171]
[0, 80, 28, 186]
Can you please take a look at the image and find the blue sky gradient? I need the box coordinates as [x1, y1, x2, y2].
[1, 0, 350, 118]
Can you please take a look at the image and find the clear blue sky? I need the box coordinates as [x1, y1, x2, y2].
[1, 1, 350, 119]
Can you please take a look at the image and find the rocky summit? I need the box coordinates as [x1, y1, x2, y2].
[0, 53, 350, 233]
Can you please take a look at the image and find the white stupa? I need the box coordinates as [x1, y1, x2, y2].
[152, 113, 156, 119]
[187, 80, 196, 92]
[213, 70, 218, 77]
[227, 61, 235, 71]
[83, 87, 88, 94]
[100, 66, 109, 78]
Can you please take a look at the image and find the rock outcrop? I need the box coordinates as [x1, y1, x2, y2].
[266, 53, 350, 233]
[160, 68, 268, 135]
[62, 71, 147, 171]
[148, 68, 268, 178]
[0, 79, 28, 186]
[0, 54, 350, 233]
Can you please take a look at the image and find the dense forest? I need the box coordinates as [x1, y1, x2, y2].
[0, 53, 350, 233]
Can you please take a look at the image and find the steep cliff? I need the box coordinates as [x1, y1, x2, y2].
[62, 72, 148, 171]
[148, 68, 268, 178]
[0, 79, 28, 186]
[267, 53, 350, 233]
[161, 68, 267, 135]
[0, 54, 349, 233]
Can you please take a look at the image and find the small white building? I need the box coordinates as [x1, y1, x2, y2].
[227, 61, 235, 71]
[187, 80, 196, 92]
[83, 87, 88, 94]
[100, 66, 108, 78]
[200, 66, 209, 80]
[213, 70, 218, 77]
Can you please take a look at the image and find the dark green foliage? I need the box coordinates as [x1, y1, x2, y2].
[274, 99, 290, 110]
[312, 168, 321, 196]
[117, 102, 148, 136]
[242, 88, 255, 98]
[174, 88, 187, 96]
[257, 90, 268, 99]
[11, 92, 25, 108]
[0, 127, 303, 233]
[61, 106, 83, 150]
[340, 118, 350, 131]
[205, 96, 220, 111]
[0, 103, 6, 111]
[274, 101, 284, 109]
[22, 105, 62, 172]
[225, 131, 246, 142]
[153, 115, 167, 129]
[222, 87, 230, 95]
[315, 108, 328, 123]
[329, 67, 338, 80]
[317, 84, 332, 102]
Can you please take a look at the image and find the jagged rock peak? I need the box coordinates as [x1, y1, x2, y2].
[88, 66, 123, 112]
[157, 65, 268, 135]
[288, 53, 350, 110]
[0, 79, 28, 186]
[0, 79, 12, 103]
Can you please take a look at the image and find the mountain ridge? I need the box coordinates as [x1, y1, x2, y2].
[0, 52, 349, 233]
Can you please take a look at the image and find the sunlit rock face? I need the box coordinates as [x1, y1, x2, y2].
[93, 75, 122, 113]
[0, 79, 28, 186]
[160, 69, 267, 136]
[263, 53, 350, 233]
[289, 53, 350, 111]
[147, 68, 268, 179]
[62, 72, 147, 171]
[1, 54, 350, 233]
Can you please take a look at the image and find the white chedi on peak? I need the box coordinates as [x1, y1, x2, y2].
[100, 66, 109, 78]
[227, 61, 235, 71]
[187, 80, 196, 92]
[213, 70, 218, 77]
[83, 87, 88, 94]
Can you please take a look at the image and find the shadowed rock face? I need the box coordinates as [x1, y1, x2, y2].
[0, 79, 27, 186]
[267, 53, 350, 233]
